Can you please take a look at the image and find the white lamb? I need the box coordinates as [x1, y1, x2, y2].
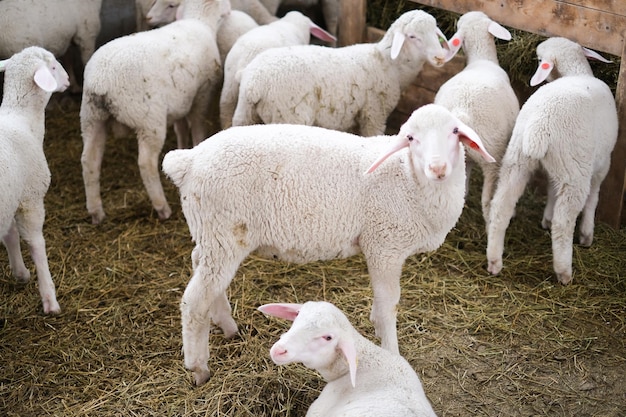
[259, 301, 438, 416]
[162, 103, 495, 385]
[434, 11, 520, 228]
[231, 10, 449, 136]
[147, 0, 276, 26]
[0, 47, 70, 314]
[220, 10, 336, 129]
[0, 0, 102, 93]
[80, 0, 228, 224]
[259, 0, 341, 45]
[486, 37, 618, 285]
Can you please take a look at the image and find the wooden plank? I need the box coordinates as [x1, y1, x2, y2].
[338, 0, 366, 46]
[409, 0, 626, 56]
[597, 41, 626, 228]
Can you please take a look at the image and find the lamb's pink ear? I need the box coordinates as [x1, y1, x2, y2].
[258, 303, 302, 321]
[175, 3, 184, 20]
[338, 337, 358, 388]
[445, 32, 463, 62]
[390, 31, 405, 60]
[365, 135, 410, 174]
[488, 21, 511, 41]
[34, 65, 58, 92]
[456, 121, 496, 163]
[530, 59, 553, 86]
[310, 22, 336, 42]
[582, 47, 612, 63]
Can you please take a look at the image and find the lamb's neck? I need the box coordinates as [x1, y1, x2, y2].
[1, 86, 49, 137]
[556, 59, 595, 77]
[462, 36, 499, 65]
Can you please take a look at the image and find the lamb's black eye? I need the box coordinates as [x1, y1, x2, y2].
[324, 335, 332, 341]
[453, 127, 459, 134]
[407, 135, 414, 141]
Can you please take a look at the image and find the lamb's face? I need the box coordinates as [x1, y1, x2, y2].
[269, 306, 342, 371]
[391, 11, 448, 67]
[366, 104, 495, 178]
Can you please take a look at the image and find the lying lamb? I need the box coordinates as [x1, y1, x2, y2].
[259, 301, 438, 416]
[486, 37, 618, 284]
[0, 46, 70, 314]
[232, 9, 449, 136]
[162, 103, 495, 384]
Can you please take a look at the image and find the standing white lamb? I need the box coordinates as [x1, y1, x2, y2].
[434, 11, 520, 228]
[0, 0, 102, 93]
[80, 0, 228, 224]
[258, 301, 438, 416]
[486, 37, 618, 285]
[220, 10, 336, 129]
[162, 103, 495, 385]
[146, 0, 277, 26]
[0, 47, 70, 314]
[231, 10, 449, 136]
[259, 0, 341, 45]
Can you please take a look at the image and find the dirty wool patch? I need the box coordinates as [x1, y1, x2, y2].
[1, 90, 625, 417]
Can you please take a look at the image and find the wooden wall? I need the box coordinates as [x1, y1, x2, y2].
[338, 0, 626, 228]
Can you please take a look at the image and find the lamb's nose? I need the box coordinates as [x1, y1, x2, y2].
[429, 162, 447, 179]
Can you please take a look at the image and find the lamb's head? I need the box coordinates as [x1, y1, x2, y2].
[146, 0, 180, 26]
[258, 301, 358, 387]
[387, 10, 448, 68]
[445, 11, 511, 62]
[530, 37, 611, 86]
[281, 11, 336, 44]
[367, 104, 495, 180]
[0, 46, 69, 95]
[168, 0, 231, 24]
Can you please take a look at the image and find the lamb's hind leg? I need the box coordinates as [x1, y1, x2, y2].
[3, 220, 30, 282]
[136, 126, 171, 220]
[366, 257, 404, 354]
[550, 182, 588, 285]
[181, 245, 245, 386]
[578, 169, 607, 247]
[80, 115, 108, 224]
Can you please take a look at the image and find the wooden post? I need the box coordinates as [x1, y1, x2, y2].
[597, 41, 626, 228]
[338, 0, 366, 46]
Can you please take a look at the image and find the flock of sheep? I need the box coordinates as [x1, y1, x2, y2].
[0, 0, 619, 414]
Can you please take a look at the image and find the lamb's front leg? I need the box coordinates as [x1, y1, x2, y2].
[16, 205, 60, 314]
[366, 258, 403, 354]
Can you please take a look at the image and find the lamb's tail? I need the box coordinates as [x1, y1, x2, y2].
[162, 149, 193, 188]
[521, 112, 550, 160]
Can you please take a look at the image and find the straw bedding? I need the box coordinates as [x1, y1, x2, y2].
[1, 4, 625, 414]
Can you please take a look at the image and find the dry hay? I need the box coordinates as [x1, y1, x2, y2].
[0, 88, 625, 416]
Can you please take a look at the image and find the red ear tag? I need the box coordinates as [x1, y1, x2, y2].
[541, 62, 550, 69]
[469, 142, 479, 150]
[452, 38, 461, 47]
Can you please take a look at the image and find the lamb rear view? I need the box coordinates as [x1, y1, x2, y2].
[486, 37, 618, 285]
[0, 46, 70, 314]
[162, 104, 495, 385]
[258, 301, 438, 416]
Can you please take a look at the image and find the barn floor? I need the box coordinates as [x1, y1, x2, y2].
[1, 95, 625, 416]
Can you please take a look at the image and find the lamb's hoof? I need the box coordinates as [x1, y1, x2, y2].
[579, 233, 593, 247]
[556, 272, 572, 285]
[156, 205, 172, 221]
[487, 259, 502, 275]
[13, 268, 31, 284]
[90, 209, 106, 225]
[193, 368, 211, 386]
[541, 218, 551, 230]
[43, 299, 61, 315]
